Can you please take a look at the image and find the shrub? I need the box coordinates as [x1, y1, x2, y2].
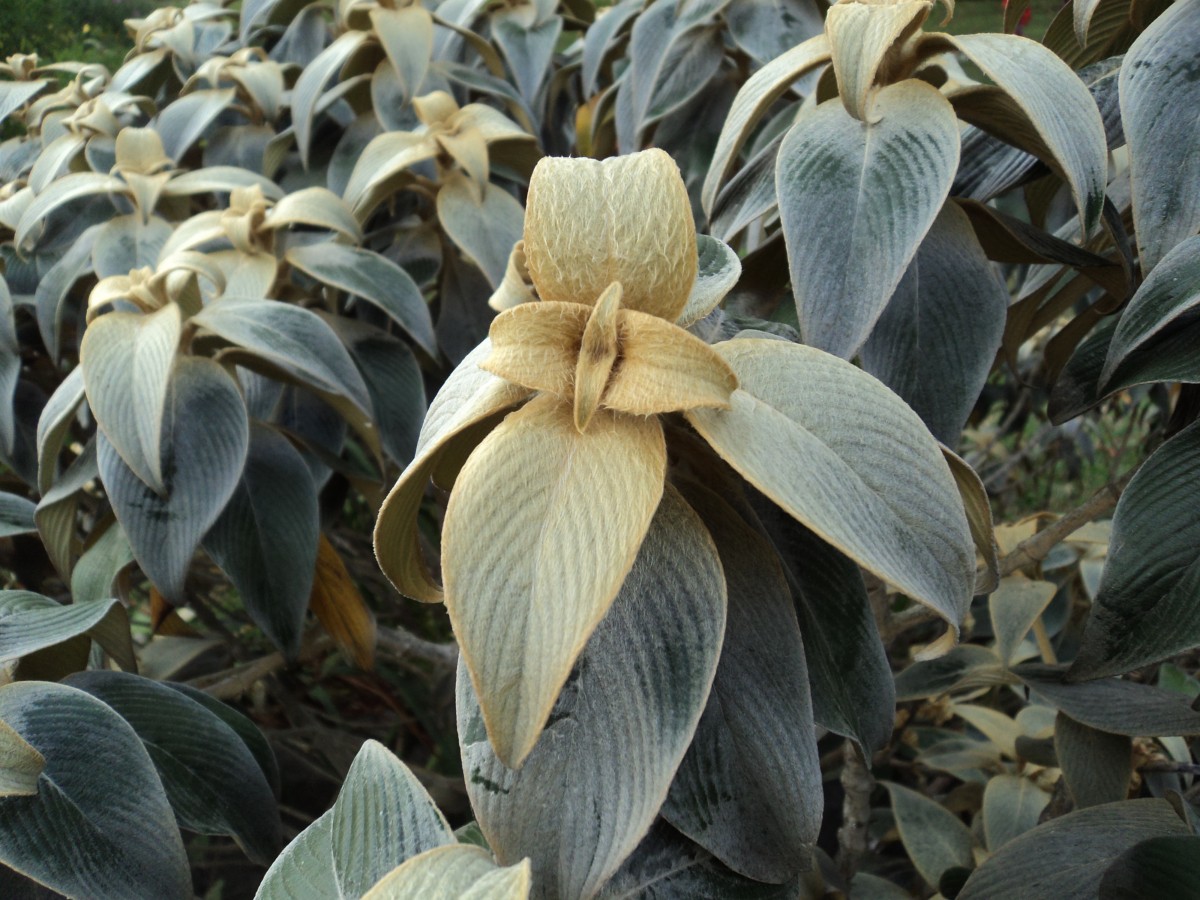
[1, 0, 1199, 897]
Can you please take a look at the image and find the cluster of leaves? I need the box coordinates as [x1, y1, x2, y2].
[0, 0, 1199, 896]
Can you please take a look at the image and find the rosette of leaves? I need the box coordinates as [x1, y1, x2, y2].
[375, 147, 983, 895]
[701, 0, 1126, 447]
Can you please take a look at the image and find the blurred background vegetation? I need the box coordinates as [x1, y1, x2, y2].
[0, 0, 158, 70]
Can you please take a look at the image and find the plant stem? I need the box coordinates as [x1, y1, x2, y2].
[837, 740, 873, 881]
[998, 467, 1138, 578]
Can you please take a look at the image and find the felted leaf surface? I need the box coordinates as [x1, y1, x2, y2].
[362, 845, 531, 899]
[1098, 835, 1200, 900]
[0, 590, 134, 672]
[1054, 712, 1132, 809]
[686, 338, 975, 630]
[99, 356, 249, 601]
[884, 782, 975, 890]
[0, 681, 191, 900]
[701, 33, 830, 216]
[374, 339, 531, 603]
[981, 775, 1050, 852]
[438, 176, 526, 291]
[203, 423, 319, 659]
[459, 487, 725, 900]
[328, 740, 455, 897]
[523, 150, 696, 321]
[1100, 235, 1200, 394]
[958, 799, 1188, 900]
[80, 303, 181, 494]
[443, 393, 666, 767]
[776, 80, 960, 358]
[286, 242, 437, 358]
[1069, 421, 1200, 679]
[1120, 0, 1200, 274]
[1015, 664, 1200, 737]
[255, 808, 339, 900]
[943, 33, 1107, 237]
[661, 482, 820, 882]
[64, 671, 281, 864]
[860, 202, 1008, 444]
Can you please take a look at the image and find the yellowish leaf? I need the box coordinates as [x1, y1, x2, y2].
[362, 845, 530, 900]
[310, 535, 376, 670]
[487, 240, 537, 311]
[603, 309, 738, 415]
[480, 301, 588, 401]
[573, 281, 622, 432]
[0, 718, 44, 797]
[436, 127, 489, 202]
[826, 0, 932, 121]
[443, 394, 666, 767]
[374, 341, 532, 602]
[522, 149, 696, 321]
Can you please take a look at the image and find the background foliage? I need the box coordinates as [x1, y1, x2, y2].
[1, 0, 1199, 897]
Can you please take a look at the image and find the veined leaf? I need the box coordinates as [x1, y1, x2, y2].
[662, 482, 820, 882]
[494, 14, 561, 105]
[982, 775, 1050, 852]
[0, 681, 191, 900]
[0, 80, 49, 128]
[1016, 663, 1200, 737]
[989, 577, 1056, 666]
[343, 131, 438, 221]
[825, 0, 931, 121]
[860, 202, 1008, 444]
[444, 393, 666, 767]
[203, 423, 318, 659]
[958, 799, 1188, 900]
[99, 356, 249, 602]
[0, 591, 134, 672]
[438, 176, 526, 292]
[362, 845, 531, 899]
[1100, 234, 1200, 394]
[701, 33, 830, 217]
[263, 187, 362, 241]
[286, 242, 437, 357]
[884, 782, 975, 890]
[374, 340, 532, 603]
[80, 303, 182, 494]
[687, 338, 975, 630]
[193, 296, 372, 417]
[776, 80, 960, 358]
[330, 740, 455, 897]
[64, 671, 281, 864]
[459, 486, 725, 899]
[1055, 712, 1132, 810]
[154, 88, 236, 162]
[372, 6, 434, 103]
[0, 493, 35, 539]
[1120, 0, 1200, 274]
[1099, 835, 1200, 900]
[942, 32, 1108, 238]
[1069, 421, 1200, 679]
[292, 30, 371, 168]
[14, 173, 126, 250]
[255, 808, 339, 900]
[677, 236, 742, 328]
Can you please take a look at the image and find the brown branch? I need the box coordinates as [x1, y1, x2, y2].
[375, 625, 458, 670]
[836, 740, 874, 881]
[998, 467, 1139, 578]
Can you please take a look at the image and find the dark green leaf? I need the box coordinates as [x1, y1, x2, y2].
[64, 671, 282, 864]
[99, 356, 249, 601]
[286, 243, 437, 358]
[0, 492, 35, 538]
[1070, 422, 1200, 678]
[203, 423, 319, 659]
[860, 202, 1008, 444]
[0, 590, 134, 673]
[1016, 664, 1200, 737]
[0, 681, 191, 900]
[1055, 712, 1132, 809]
[958, 799, 1189, 900]
[662, 482, 820, 882]
[459, 487, 725, 899]
[1099, 835, 1200, 900]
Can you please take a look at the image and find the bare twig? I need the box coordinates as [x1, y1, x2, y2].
[191, 634, 332, 700]
[836, 740, 874, 881]
[998, 468, 1139, 578]
[1139, 760, 1200, 776]
[375, 625, 458, 670]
